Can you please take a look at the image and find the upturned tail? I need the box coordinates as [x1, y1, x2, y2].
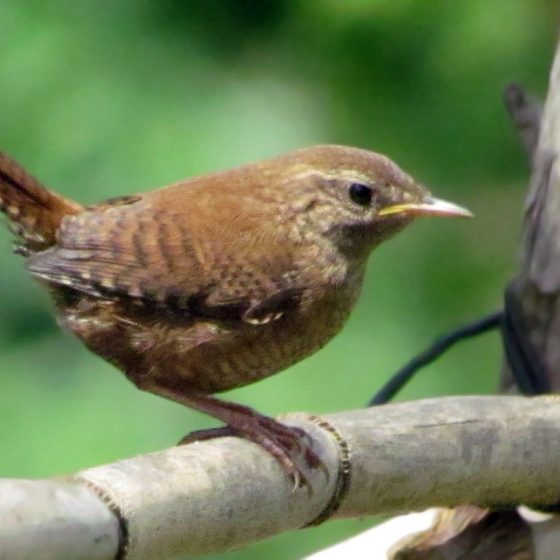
[0, 152, 84, 255]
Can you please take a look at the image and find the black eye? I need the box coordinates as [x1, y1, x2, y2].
[348, 183, 373, 206]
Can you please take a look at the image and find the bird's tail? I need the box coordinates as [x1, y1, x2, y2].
[0, 152, 84, 255]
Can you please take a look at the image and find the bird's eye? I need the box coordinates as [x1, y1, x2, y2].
[348, 183, 373, 206]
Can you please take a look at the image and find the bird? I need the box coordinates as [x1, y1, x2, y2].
[0, 145, 471, 488]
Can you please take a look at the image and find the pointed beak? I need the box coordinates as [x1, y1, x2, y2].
[378, 196, 473, 219]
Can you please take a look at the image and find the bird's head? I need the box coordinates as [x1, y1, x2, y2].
[275, 145, 472, 256]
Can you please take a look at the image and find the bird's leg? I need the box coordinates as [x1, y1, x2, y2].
[143, 379, 324, 490]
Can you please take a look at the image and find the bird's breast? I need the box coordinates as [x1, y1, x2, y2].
[171, 289, 359, 393]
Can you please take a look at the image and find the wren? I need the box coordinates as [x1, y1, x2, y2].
[0, 145, 471, 487]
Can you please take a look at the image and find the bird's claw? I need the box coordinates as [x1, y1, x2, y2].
[179, 415, 327, 494]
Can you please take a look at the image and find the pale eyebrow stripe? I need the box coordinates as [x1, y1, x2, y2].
[291, 168, 372, 184]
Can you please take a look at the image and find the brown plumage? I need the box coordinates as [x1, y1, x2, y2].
[0, 145, 471, 487]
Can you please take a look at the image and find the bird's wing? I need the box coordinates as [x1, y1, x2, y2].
[27, 194, 308, 324]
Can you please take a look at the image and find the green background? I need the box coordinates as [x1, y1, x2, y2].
[0, 1, 556, 558]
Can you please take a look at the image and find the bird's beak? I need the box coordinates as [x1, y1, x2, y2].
[378, 196, 473, 219]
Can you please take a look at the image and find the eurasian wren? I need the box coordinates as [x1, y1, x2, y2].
[0, 145, 471, 487]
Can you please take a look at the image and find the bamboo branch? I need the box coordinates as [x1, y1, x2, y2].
[2, 395, 560, 560]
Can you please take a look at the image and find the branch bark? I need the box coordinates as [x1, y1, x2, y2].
[2, 396, 560, 559]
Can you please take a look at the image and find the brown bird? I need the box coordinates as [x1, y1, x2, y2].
[0, 145, 471, 487]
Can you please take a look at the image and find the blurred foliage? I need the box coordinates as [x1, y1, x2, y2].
[0, 1, 557, 558]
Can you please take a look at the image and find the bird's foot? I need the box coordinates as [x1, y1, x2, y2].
[179, 408, 326, 492]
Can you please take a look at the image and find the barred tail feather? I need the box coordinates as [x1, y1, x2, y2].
[0, 152, 83, 254]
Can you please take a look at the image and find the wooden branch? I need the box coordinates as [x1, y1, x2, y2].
[3, 395, 560, 560]
[502, 39, 560, 393]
